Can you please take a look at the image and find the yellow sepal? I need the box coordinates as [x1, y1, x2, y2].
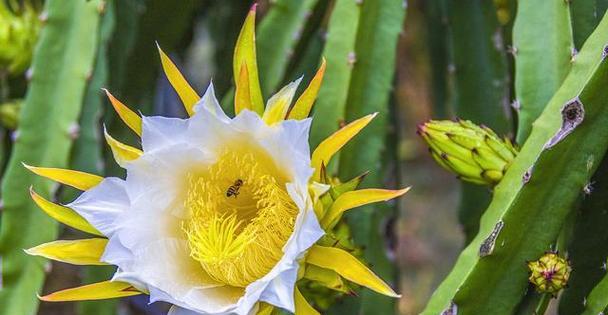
[25, 238, 108, 265]
[104, 128, 142, 166]
[256, 302, 274, 315]
[321, 187, 410, 228]
[263, 78, 301, 125]
[29, 187, 102, 236]
[233, 4, 264, 115]
[103, 89, 142, 136]
[24, 164, 103, 190]
[288, 58, 326, 120]
[304, 264, 348, 293]
[306, 245, 400, 298]
[39, 280, 142, 302]
[311, 113, 377, 181]
[295, 286, 320, 315]
[235, 63, 252, 115]
[157, 43, 200, 116]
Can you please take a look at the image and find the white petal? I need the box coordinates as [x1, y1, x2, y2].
[193, 82, 230, 122]
[141, 116, 189, 152]
[67, 177, 129, 237]
[125, 144, 211, 218]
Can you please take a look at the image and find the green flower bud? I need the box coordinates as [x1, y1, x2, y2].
[527, 252, 571, 296]
[417, 119, 518, 186]
[0, 2, 41, 75]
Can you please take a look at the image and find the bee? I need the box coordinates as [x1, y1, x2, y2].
[226, 179, 243, 198]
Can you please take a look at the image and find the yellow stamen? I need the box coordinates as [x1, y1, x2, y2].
[184, 150, 298, 287]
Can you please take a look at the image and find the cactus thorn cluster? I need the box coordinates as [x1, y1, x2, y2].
[417, 119, 518, 186]
[527, 252, 571, 296]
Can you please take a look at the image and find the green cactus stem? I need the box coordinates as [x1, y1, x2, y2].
[334, 0, 405, 314]
[0, 1, 103, 314]
[422, 11, 608, 315]
[512, 0, 573, 143]
[309, 0, 361, 156]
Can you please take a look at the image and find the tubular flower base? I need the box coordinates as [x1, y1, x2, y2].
[25, 6, 408, 315]
[417, 119, 518, 186]
[527, 252, 571, 297]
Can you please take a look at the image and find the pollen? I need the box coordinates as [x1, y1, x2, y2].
[183, 150, 299, 287]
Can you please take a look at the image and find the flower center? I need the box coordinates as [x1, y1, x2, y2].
[183, 150, 299, 287]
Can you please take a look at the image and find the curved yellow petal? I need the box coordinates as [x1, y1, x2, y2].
[29, 187, 102, 236]
[306, 245, 400, 298]
[235, 63, 252, 115]
[39, 280, 142, 302]
[24, 164, 103, 190]
[311, 113, 377, 181]
[26, 238, 108, 265]
[256, 302, 274, 315]
[104, 128, 142, 167]
[103, 89, 142, 136]
[263, 78, 301, 125]
[233, 4, 264, 115]
[304, 264, 347, 293]
[295, 287, 320, 315]
[157, 43, 200, 116]
[288, 58, 326, 120]
[321, 188, 410, 228]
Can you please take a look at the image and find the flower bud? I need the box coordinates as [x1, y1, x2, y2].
[527, 252, 571, 296]
[417, 119, 518, 186]
[0, 2, 40, 75]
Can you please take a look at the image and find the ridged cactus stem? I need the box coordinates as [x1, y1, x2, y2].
[423, 11, 608, 314]
[68, 2, 116, 315]
[558, 155, 608, 314]
[309, 0, 361, 171]
[0, 1, 102, 314]
[512, 0, 573, 143]
[335, 0, 405, 313]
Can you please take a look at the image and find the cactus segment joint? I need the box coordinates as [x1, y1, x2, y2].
[479, 220, 504, 257]
[545, 98, 585, 149]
